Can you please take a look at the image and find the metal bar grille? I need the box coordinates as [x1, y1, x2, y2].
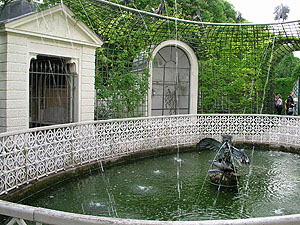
[29, 56, 75, 128]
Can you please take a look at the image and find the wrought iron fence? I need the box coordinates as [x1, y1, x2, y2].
[0, 114, 300, 224]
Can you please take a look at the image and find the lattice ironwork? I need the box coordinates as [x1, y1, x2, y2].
[48, 0, 300, 117]
[1, 114, 300, 223]
[1, 114, 300, 196]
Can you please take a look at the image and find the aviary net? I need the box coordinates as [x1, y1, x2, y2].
[59, 0, 300, 118]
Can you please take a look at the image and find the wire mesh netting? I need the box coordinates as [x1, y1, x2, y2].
[55, 0, 300, 118]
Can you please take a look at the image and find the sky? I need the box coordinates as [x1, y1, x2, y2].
[227, 0, 300, 24]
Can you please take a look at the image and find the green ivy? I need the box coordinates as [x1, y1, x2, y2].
[2, 0, 290, 116]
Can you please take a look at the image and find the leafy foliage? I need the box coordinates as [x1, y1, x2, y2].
[292, 63, 300, 80]
[275, 77, 294, 102]
[274, 53, 300, 79]
[114, 0, 245, 23]
[274, 53, 300, 102]
[91, 0, 248, 117]
[2, 0, 297, 117]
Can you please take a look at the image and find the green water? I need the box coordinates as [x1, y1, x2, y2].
[22, 149, 300, 221]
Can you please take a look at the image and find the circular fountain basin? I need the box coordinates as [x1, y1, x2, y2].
[21, 148, 300, 221]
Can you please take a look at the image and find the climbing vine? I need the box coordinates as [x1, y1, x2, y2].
[2, 0, 294, 117]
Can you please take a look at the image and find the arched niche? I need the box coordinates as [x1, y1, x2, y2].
[148, 40, 198, 116]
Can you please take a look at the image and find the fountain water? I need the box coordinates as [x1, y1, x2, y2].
[260, 35, 277, 114]
[19, 146, 300, 221]
[239, 146, 255, 215]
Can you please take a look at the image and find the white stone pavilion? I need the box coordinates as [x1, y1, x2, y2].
[0, 0, 102, 132]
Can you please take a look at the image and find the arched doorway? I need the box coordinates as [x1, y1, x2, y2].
[149, 40, 198, 116]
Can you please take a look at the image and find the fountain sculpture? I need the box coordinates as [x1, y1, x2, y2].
[197, 135, 251, 187]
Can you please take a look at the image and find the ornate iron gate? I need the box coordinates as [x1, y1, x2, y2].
[29, 56, 75, 128]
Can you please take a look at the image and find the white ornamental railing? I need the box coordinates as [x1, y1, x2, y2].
[0, 114, 300, 225]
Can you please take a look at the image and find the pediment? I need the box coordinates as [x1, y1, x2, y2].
[4, 4, 102, 48]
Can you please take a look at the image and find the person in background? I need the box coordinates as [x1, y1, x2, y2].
[275, 94, 283, 115]
[291, 92, 298, 115]
[285, 93, 294, 115]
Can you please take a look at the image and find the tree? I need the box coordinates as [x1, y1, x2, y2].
[107, 0, 244, 23]
[1, 0, 272, 115]
[292, 63, 300, 81]
[274, 53, 300, 103]
[274, 4, 290, 22]
[0, 0, 13, 4]
[274, 53, 300, 79]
